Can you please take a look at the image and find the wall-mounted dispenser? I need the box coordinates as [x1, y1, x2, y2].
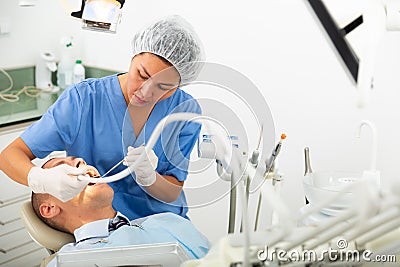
[35, 52, 59, 92]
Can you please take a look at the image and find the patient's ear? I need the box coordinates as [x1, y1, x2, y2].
[39, 201, 61, 218]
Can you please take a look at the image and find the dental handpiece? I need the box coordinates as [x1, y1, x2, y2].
[266, 133, 286, 170]
[250, 125, 263, 165]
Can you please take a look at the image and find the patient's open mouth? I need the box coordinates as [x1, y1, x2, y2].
[86, 168, 100, 186]
[87, 175, 101, 186]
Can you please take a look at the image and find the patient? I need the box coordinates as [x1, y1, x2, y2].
[32, 157, 210, 266]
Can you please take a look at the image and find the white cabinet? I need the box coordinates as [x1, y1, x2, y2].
[0, 123, 48, 267]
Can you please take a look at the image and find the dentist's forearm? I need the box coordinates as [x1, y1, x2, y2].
[144, 173, 183, 203]
[0, 137, 35, 186]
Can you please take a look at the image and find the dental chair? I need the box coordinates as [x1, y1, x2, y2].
[19, 200, 190, 267]
[19, 201, 75, 266]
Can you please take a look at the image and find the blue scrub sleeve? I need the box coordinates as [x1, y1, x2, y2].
[163, 121, 201, 182]
[20, 86, 84, 159]
[162, 97, 202, 182]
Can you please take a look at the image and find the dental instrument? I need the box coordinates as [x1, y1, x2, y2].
[303, 147, 313, 204]
[265, 133, 286, 186]
[248, 125, 263, 231]
[100, 159, 125, 178]
[265, 134, 286, 173]
[304, 147, 313, 176]
[253, 133, 286, 231]
[98, 144, 145, 178]
[249, 125, 263, 165]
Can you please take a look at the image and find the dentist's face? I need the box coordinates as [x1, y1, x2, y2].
[125, 53, 180, 107]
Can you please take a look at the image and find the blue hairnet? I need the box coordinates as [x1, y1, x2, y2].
[131, 15, 204, 85]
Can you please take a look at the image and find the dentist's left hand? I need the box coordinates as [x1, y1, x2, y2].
[124, 146, 158, 186]
[28, 164, 88, 202]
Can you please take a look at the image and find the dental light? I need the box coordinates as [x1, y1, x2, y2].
[306, 0, 400, 108]
[71, 0, 125, 33]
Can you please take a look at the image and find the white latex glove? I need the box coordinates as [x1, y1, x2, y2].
[124, 146, 158, 186]
[28, 164, 88, 202]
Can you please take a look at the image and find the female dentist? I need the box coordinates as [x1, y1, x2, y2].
[0, 15, 204, 220]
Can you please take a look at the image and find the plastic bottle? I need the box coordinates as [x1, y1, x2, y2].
[57, 41, 74, 89]
[73, 60, 85, 84]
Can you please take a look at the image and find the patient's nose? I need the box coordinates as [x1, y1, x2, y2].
[73, 158, 87, 168]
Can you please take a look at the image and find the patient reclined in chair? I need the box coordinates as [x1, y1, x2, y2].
[20, 200, 209, 267]
[19, 157, 210, 267]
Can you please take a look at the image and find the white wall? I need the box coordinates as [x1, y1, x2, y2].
[0, 1, 84, 68]
[1, 0, 400, 244]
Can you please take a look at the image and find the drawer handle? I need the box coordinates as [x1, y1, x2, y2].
[0, 226, 25, 238]
[0, 218, 20, 225]
[0, 246, 43, 266]
[0, 194, 30, 207]
[0, 240, 34, 253]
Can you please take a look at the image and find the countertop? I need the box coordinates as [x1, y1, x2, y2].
[0, 66, 117, 128]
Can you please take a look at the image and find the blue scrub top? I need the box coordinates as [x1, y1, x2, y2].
[21, 74, 201, 220]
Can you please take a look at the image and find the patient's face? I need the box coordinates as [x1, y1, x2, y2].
[43, 157, 99, 177]
[43, 157, 114, 208]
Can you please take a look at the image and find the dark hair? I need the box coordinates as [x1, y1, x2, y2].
[31, 192, 70, 233]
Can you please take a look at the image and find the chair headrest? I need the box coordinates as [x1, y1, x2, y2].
[19, 201, 75, 252]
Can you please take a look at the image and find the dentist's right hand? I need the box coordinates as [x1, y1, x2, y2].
[27, 164, 89, 202]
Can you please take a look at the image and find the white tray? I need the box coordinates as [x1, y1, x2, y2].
[56, 242, 190, 267]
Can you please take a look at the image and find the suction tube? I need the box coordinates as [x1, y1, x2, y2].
[78, 112, 224, 183]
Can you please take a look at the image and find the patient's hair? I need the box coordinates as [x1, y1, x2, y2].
[31, 192, 69, 233]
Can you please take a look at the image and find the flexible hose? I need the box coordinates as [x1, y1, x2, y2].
[0, 68, 42, 102]
[78, 112, 208, 183]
